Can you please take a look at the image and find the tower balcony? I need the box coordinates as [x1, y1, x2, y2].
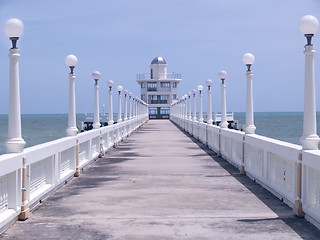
[136, 73, 182, 81]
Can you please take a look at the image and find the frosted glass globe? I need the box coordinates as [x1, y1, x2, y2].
[197, 85, 203, 91]
[124, 90, 128, 95]
[65, 55, 78, 67]
[92, 71, 101, 80]
[300, 15, 319, 35]
[4, 18, 24, 38]
[206, 79, 212, 87]
[218, 70, 227, 79]
[117, 85, 123, 92]
[107, 80, 114, 87]
[242, 53, 255, 65]
[192, 89, 197, 94]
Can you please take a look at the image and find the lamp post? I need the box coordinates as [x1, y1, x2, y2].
[206, 79, 213, 125]
[192, 89, 197, 121]
[129, 92, 133, 119]
[219, 70, 228, 128]
[107, 80, 114, 125]
[65, 54, 78, 136]
[188, 92, 192, 120]
[242, 53, 256, 134]
[184, 94, 188, 119]
[300, 15, 320, 150]
[4, 18, 26, 153]
[92, 71, 101, 129]
[124, 90, 128, 121]
[117, 85, 123, 123]
[198, 85, 203, 122]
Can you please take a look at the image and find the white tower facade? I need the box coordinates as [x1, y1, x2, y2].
[136, 57, 182, 119]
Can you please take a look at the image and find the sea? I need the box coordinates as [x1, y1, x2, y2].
[0, 112, 318, 155]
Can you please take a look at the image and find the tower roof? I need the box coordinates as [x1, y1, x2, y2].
[151, 56, 166, 65]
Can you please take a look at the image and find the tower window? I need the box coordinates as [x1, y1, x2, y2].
[172, 82, 177, 88]
[160, 82, 170, 88]
[141, 82, 145, 88]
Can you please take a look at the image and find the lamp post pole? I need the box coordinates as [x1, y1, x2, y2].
[188, 92, 192, 120]
[5, 18, 26, 153]
[92, 71, 101, 129]
[184, 94, 188, 119]
[117, 85, 123, 123]
[65, 54, 78, 136]
[243, 53, 256, 134]
[192, 89, 197, 121]
[124, 90, 128, 121]
[129, 92, 132, 119]
[107, 80, 114, 125]
[300, 15, 320, 150]
[198, 85, 203, 123]
[219, 70, 228, 128]
[206, 79, 213, 125]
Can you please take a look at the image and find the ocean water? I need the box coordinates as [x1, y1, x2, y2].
[0, 112, 317, 155]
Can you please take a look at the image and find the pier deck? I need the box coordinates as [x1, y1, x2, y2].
[1, 120, 320, 239]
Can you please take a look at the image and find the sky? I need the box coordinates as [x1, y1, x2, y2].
[0, 0, 319, 114]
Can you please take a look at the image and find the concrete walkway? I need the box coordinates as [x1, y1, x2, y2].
[1, 120, 320, 240]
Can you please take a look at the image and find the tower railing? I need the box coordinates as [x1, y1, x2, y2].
[136, 73, 182, 80]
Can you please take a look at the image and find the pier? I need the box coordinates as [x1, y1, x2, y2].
[1, 13, 320, 239]
[1, 120, 320, 239]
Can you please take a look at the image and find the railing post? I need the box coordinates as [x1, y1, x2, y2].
[74, 141, 80, 177]
[18, 157, 29, 220]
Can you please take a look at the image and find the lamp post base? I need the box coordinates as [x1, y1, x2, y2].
[300, 134, 320, 150]
[108, 120, 114, 126]
[245, 125, 256, 134]
[5, 138, 26, 153]
[92, 122, 101, 129]
[220, 121, 228, 128]
[66, 127, 78, 136]
[207, 119, 213, 125]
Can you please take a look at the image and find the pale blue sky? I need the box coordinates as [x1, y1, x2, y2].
[0, 0, 319, 114]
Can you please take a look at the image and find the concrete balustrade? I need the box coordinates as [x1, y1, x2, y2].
[170, 112, 320, 229]
[0, 114, 148, 232]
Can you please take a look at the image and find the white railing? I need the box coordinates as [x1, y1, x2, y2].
[170, 114, 320, 229]
[0, 114, 148, 232]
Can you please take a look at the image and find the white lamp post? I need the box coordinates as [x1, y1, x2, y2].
[4, 18, 26, 153]
[117, 85, 123, 123]
[192, 89, 197, 121]
[129, 92, 133, 119]
[188, 92, 192, 120]
[65, 54, 78, 136]
[198, 85, 203, 122]
[242, 53, 256, 134]
[124, 90, 128, 121]
[107, 80, 114, 125]
[184, 94, 188, 119]
[92, 71, 101, 129]
[219, 70, 228, 128]
[300, 15, 320, 150]
[206, 79, 213, 125]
